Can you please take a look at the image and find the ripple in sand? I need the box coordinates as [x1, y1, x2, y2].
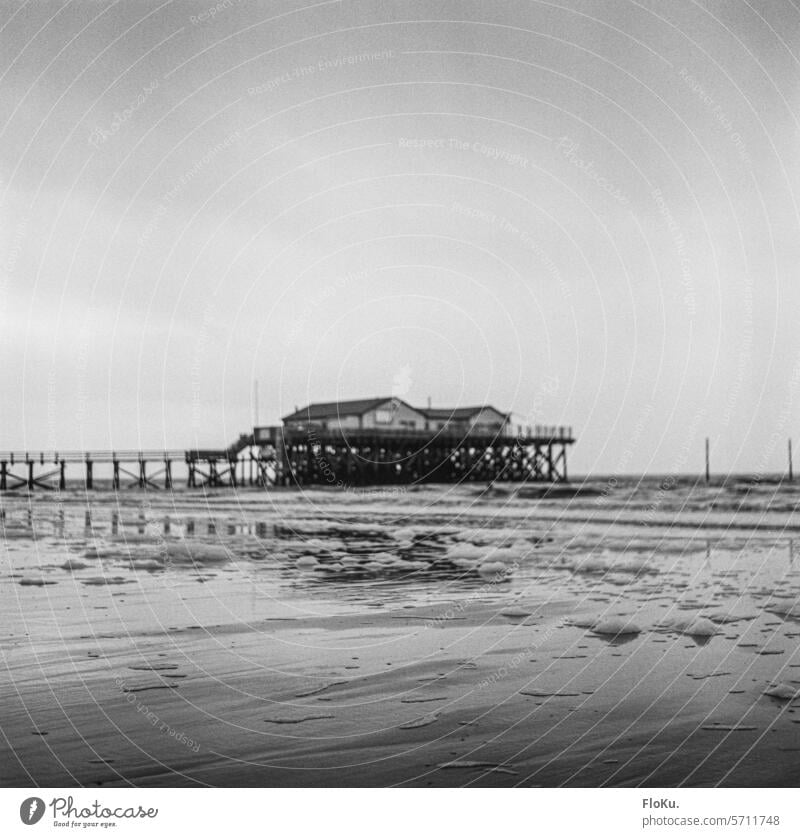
[400, 696, 448, 704]
[19, 577, 57, 587]
[82, 576, 132, 586]
[706, 608, 759, 624]
[437, 761, 517, 775]
[399, 712, 439, 729]
[294, 681, 346, 698]
[263, 714, 334, 724]
[122, 684, 179, 694]
[520, 688, 583, 698]
[688, 671, 731, 680]
[129, 559, 164, 571]
[499, 607, 533, 618]
[60, 559, 89, 571]
[701, 723, 757, 732]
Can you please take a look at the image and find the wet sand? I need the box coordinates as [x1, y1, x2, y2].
[3, 479, 800, 787]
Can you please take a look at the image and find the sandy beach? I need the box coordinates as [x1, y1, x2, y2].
[3, 478, 800, 787]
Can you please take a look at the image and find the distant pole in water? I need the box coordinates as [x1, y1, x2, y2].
[705, 437, 710, 484]
[253, 379, 260, 427]
[789, 438, 794, 483]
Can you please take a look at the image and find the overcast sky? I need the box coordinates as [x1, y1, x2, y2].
[1, 0, 799, 475]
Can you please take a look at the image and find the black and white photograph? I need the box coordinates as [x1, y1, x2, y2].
[1, 0, 800, 828]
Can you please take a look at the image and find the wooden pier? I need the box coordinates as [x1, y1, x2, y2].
[0, 426, 574, 491]
[255, 424, 574, 487]
[0, 446, 253, 492]
[0, 450, 189, 492]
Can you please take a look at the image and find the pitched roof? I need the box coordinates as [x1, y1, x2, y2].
[420, 405, 508, 421]
[282, 397, 398, 422]
[282, 399, 509, 423]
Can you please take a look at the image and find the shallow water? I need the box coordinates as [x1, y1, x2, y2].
[2, 478, 800, 786]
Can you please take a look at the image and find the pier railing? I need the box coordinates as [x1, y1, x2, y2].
[0, 450, 186, 464]
[254, 424, 574, 444]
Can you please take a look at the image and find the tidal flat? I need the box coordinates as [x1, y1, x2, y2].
[3, 478, 800, 787]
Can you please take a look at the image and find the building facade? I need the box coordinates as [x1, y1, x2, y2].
[282, 397, 427, 431]
[282, 398, 510, 435]
[421, 405, 510, 434]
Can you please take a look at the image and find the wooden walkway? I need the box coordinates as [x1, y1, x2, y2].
[0, 426, 575, 491]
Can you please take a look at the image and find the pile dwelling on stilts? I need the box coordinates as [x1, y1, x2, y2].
[0, 398, 574, 491]
[255, 396, 574, 487]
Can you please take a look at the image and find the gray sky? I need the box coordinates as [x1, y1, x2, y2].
[1, 0, 799, 475]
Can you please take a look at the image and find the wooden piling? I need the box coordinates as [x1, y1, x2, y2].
[789, 439, 794, 483]
[705, 437, 710, 484]
[1, 429, 573, 493]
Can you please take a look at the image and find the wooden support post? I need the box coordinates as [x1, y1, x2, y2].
[1, 461, 6, 491]
[139, 460, 146, 489]
[789, 439, 794, 483]
[705, 437, 710, 484]
[86, 460, 93, 490]
[28, 460, 34, 490]
[112, 460, 119, 491]
[59, 460, 66, 490]
[164, 458, 173, 490]
[277, 435, 289, 486]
